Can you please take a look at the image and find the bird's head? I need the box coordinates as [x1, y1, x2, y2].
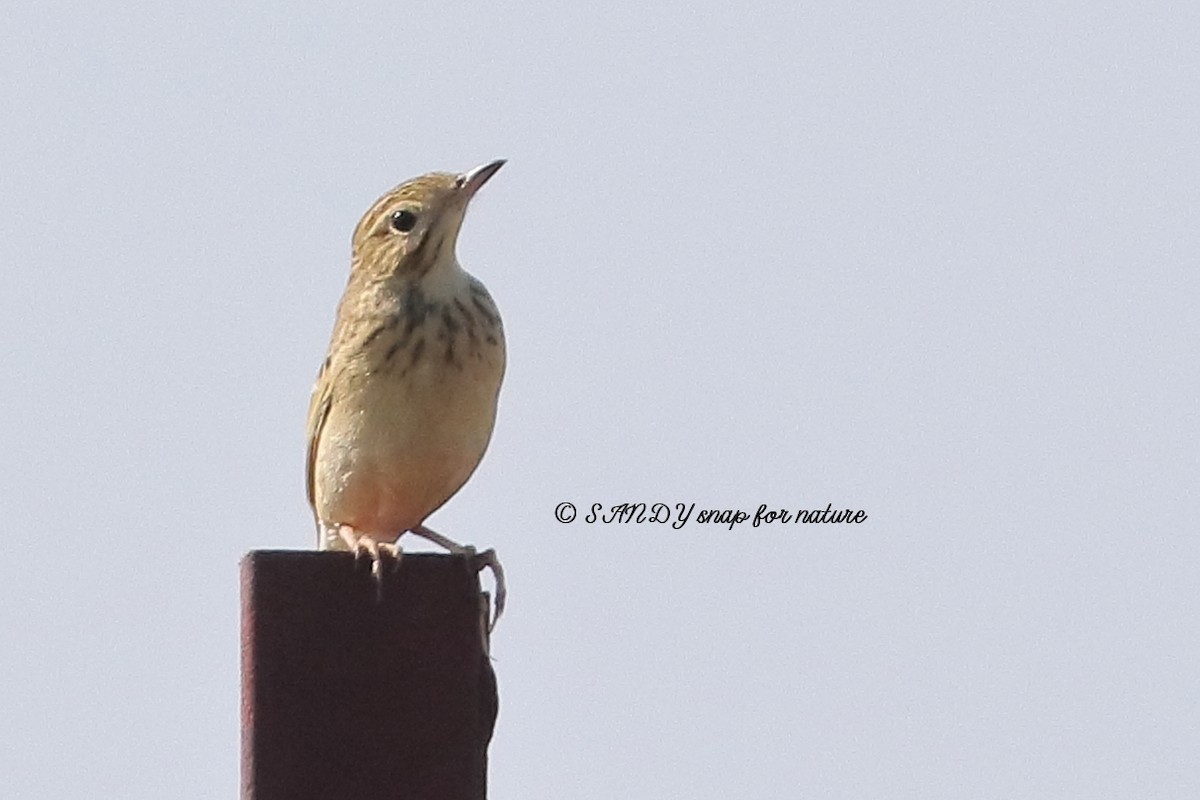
[351, 159, 505, 280]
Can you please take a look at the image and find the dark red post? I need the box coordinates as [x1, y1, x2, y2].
[241, 550, 497, 800]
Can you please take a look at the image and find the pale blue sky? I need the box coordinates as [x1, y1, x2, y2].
[2, 2, 1197, 798]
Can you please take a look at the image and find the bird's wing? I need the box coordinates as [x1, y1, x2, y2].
[305, 356, 334, 540]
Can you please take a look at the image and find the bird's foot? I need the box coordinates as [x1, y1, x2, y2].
[343, 526, 402, 601]
[411, 524, 506, 631]
[473, 547, 506, 633]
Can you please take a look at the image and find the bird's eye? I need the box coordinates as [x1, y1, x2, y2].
[390, 210, 418, 233]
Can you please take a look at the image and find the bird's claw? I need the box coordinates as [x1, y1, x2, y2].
[350, 533, 402, 602]
[471, 548, 506, 632]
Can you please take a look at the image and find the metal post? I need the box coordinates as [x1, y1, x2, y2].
[241, 550, 497, 800]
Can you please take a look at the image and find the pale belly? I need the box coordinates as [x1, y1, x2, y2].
[314, 351, 503, 542]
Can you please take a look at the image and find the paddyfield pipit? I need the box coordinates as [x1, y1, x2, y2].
[306, 160, 507, 619]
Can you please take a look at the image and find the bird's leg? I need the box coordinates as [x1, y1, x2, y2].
[410, 524, 506, 630]
[407, 524, 470, 553]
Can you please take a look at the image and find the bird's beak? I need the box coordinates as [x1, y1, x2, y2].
[459, 159, 506, 199]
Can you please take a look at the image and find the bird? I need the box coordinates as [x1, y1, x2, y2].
[306, 160, 508, 624]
